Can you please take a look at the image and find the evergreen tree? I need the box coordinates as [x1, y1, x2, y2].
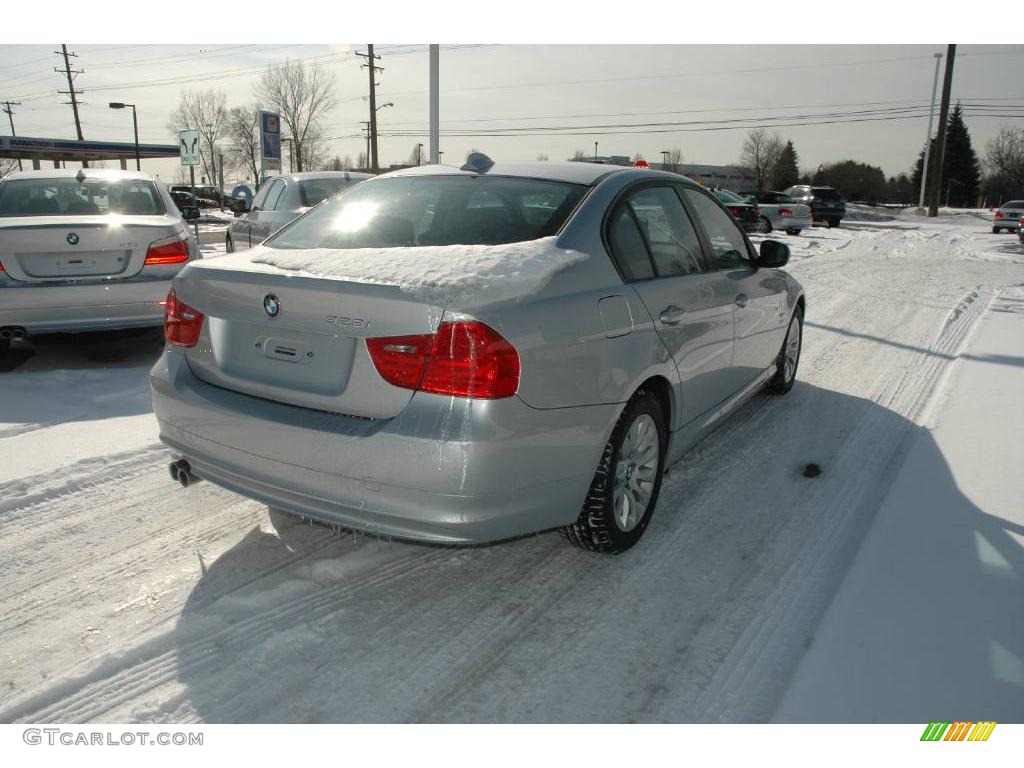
[911, 103, 980, 208]
[772, 140, 800, 190]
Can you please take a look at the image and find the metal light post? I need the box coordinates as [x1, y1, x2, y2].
[594, 141, 599, 163]
[416, 143, 424, 165]
[108, 102, 139, 170]
[375, 102, 393, 170]
[918, 52, 943, 209]
[660, 150, 670, 170]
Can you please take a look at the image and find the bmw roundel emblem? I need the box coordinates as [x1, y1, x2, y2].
[66, 232, 79, 245]
[263, 294, 280, 318]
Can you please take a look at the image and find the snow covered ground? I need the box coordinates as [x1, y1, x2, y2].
[0, 212, 1022, 723]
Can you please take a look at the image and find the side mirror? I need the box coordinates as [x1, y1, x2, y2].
[181, 206, 200, 222]
[757, 239, 790, 268]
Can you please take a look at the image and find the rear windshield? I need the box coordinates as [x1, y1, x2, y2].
[0, 177, 164, 217]
[267, 175, 588, 250]
[299, 178, 358, 208]
[1002, 200, 1024, 209]
[713, 189, 743, 203]
[811, 187, 843, 201]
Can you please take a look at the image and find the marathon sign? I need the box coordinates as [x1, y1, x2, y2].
[0, 135, 179, 162]
[260, 111, 282, 171]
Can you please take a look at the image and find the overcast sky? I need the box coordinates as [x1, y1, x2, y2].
[1, 43, 1021, 184]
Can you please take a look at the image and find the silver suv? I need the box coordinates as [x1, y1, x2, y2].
[151, 157, 805, 553]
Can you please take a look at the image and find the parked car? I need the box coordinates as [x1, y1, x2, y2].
[753, 191, 813, 235]
[710, 188, 760, 233]
[992, 200, 1024, 233]
[783, 185, 846, 228]
[151, 156, 804, 553]
[0, 169, 200, 351]
[225, 171, 373, 252]
[170, 189, 198, 212]
[170, 184, 221, 209]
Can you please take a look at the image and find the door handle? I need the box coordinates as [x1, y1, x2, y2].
[735, 293, 749, 308]
[659, 305, 687, 325]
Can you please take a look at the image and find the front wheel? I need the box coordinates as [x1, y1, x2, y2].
[757, 216, 773, 234]
[785, 228, 801, 236]
[767, 308, 803, 395]
[561, 391, 667, 554]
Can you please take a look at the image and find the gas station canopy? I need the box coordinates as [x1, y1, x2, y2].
[0, 135, 179, 168]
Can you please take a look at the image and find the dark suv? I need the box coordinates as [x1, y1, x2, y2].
[783, 185, 846, 228]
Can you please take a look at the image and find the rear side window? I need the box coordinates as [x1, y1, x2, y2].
[299, 178, 354, 207]
[1003, 200, 1024, 208]
[264, 180, 287, 211]
[0, 177, 164, 217]
[626, 187, 705, 277]
[607, 205, 655, 281]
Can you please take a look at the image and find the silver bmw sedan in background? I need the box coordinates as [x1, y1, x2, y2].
[225, 171, 373, 252]
[0, 169, 199, 350]
[151, 156, 805, 553]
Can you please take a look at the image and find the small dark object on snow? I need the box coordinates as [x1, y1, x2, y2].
[803, 463, 822, 478]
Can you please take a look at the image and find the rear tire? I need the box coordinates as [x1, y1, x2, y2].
[768, 308, 803, 395]
[992, 226, 1000, 234]
[561, 390, 667, 554]
[785, 228, 801, 236]
[757, 216, 772, 234]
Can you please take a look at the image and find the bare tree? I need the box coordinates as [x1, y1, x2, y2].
[325, 154, 354, 171]
[664, 147, 683, 173]
[536, 153, 549, 161]
[406, 144, 425, 166]
[168, 89, 228, 191]
[570, 149, 588, 162]
[224, 104, 261, 190]
[255, 60, 337, 172]
[0, 157, 18, 179]
[983, 127, 1024, 202]
[739, 128, 784, 194]
[356, 150, 368, 171]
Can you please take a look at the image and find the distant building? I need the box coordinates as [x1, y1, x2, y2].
[667, 163, 755, 192]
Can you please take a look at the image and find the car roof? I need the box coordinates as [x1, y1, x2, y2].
[280, 171, 375, 183]
[2, 168, 158, 183]
[375, 161, 696, 187]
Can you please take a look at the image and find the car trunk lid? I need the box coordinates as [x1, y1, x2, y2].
[0, 215, 172, 282]
[175, 252, 444, 420]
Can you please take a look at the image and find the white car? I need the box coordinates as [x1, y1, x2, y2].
[225, 171, 372, 252]
[993, 200, 1024, 233]
[0, 169, 200, 351]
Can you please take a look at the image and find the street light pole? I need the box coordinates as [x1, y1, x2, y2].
[918, 52, 943, 210]
[661, 150, 670, 170]
[594, 141, 598, 162]
[108, 102, 139, 171]
[416, 143, 424, 166]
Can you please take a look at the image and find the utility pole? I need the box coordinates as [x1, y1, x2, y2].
[928, 45, 956, 218]
[55, 44, 85, 143]
[918, 53, 942, 210]
[356, 45, 383, 173]
[1, 100, 23, 170]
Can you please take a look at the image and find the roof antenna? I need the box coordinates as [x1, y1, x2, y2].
[461, 152, 494, 174]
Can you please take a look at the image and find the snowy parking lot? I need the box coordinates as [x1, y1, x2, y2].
[1, 208, 1022, 723]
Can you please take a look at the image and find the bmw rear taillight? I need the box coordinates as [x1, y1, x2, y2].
[779, 208, 793, 217]
[145, 231, 190, 265]
[995, 211, 1004, 219]
[0, 260, 5, 273]
[164, 287, 204, 347]
[366, 320, 520, 399]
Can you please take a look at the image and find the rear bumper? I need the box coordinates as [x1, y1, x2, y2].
[150, 349, 618, 543]
[0, 277, 170, 333]
[811, 208, 844, 221]
[770, 213, 812, 231]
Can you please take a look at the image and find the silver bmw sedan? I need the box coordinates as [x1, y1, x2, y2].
[0, 169, 200, 350]
[151, 155, 805, 553]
